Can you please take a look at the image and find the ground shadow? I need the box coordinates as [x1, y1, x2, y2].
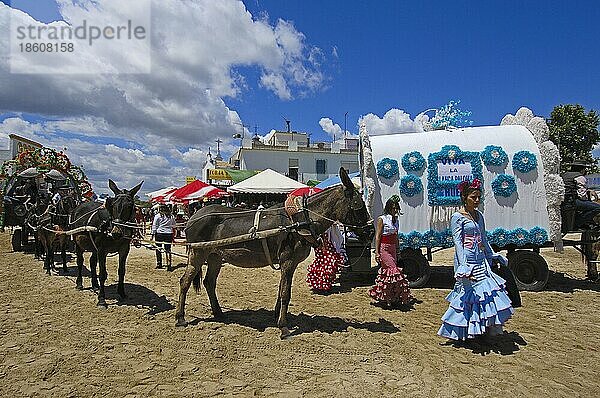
[441, 331, 527, 356]
[104, 282, 175, 315]
[544, 270, 600, 293]
[188, 308, 400, 336]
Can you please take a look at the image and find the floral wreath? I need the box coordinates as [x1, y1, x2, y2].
[398, 233, 408, 250]
[422, 230, 442, 247]
[401, 151, 426, 172]
[509, 228, 529, 246]
[480, 145, 508, 167]
[399, 174, 423, 197]
[529, 227, 548, 246]
[427, 145, 483, 206]
[491, 174, 517, 197]
[406, 231, 422, 249]
[376, 157, 399, 179]
[512, 150, 537, 173]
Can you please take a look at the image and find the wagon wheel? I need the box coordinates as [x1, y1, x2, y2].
[399, 248, 431, 288]
[11, 229, 22, 252]
[508, 250, 549, 291]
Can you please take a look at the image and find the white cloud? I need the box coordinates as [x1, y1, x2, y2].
[0, 0, 326, 145]
[359, 109, 422, 135]
[0, 1, 328, 193]
[259, 72, 292, 100]
[319, 117, 343, 139]
[0, 117, 208, 194]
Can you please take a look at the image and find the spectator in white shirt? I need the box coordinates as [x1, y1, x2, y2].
[151, 204, 175, 271]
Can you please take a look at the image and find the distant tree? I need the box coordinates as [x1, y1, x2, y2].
[548, 104, 600, 170]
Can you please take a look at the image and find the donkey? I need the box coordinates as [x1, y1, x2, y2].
[176, 168, 370, 338]
[70, 180, 143, 308]
[37, 195, 78, 274]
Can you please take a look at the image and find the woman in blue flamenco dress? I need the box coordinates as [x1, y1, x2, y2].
[438, 179, 515, 341]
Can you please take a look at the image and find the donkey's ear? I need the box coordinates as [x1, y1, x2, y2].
[129, 181, 143, 197]
[108, 179, 121, 195]
[340, 167, 353, 190]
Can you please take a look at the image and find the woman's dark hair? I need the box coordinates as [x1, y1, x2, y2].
[384, 198, 399, 224]
[159, 204, 171, 215]
[459, 186, 481, 205]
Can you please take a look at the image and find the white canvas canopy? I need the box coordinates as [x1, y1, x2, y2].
[364, 124, 556, 249]
[145, 186, 178, 199]
[227, 168, 307, 194]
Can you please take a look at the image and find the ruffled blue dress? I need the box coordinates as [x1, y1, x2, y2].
[438, 211, 514, 340]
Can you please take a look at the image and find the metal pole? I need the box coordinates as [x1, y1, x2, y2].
[344, 112, 348, 139]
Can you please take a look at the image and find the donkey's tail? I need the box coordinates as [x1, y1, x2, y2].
[192, 270, 202, 293]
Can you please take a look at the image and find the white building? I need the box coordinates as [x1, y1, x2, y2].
[229, 131, 360, 183]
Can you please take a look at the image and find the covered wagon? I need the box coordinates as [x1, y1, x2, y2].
[358, 108, 583, 291]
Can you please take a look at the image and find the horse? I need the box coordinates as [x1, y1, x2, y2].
[70, 180, 143, 308]
[37, 195, 78, 274]
[176, 167, 370, 338]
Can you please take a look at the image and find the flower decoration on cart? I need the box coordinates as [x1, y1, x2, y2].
[422, 230, 442, 247]
[401, 151, 426, 172]
[376, 157, 399, 179]
[529, 227, 549, 246]
[406, 231, 423, 249]
[427, 145, 483, 206]
[509, 228, 529, 246]
[399, 174, 423, 197]
[480, 145, 508, 167]
[491, 174, 517, 197]
[486, 226, 549, 247]
[512, 150, 538, 173]
[397, 232, 408, 250]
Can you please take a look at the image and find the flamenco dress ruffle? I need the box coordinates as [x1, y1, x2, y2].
[438, 269, 514, 340]
[306, 239, 344, 292]
[368, 242, 412, 305]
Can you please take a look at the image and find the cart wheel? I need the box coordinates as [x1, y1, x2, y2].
[11, 229, 22, 252]
[399, 248, 431, 288]
[508, 250, 549, 291]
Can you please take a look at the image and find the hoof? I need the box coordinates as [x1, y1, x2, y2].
[280, 327, 292, 340]
[97, 301, 108, 309]
[175, 318, 188, 328]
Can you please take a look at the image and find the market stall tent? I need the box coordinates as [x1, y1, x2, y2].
[227, 168, 307, 194]
[146, 186, 178, 202]
[168, 180, 228, 203]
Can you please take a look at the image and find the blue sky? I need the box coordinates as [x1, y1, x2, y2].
[1, 0, 599, 193]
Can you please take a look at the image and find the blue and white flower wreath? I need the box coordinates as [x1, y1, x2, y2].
[406, 231, 423, 249]
[512, 150, 537, 173]
[399, 174, 423, 197]
[491, 174, 517, 197]
[401, 151, 426, 172]
[376, 157, 399, 179]
[481, 145, 508, 167]
[487, 226, 549, 247]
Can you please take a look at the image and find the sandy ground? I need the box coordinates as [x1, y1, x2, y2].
[1, 232, 600, 398]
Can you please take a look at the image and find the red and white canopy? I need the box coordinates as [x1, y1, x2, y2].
[146, 186, 178, 203]
[168, 180, 228, 203]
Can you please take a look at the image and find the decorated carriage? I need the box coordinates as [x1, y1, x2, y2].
[0, 147, 93, 251]
[359, 107, 594, 291]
